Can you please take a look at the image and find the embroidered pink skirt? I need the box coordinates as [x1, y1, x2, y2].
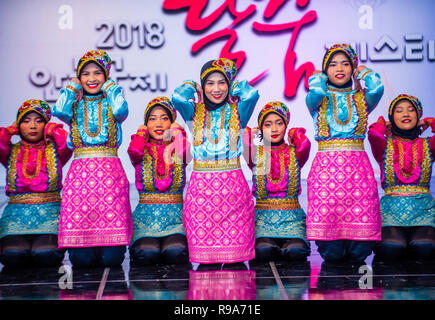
[58, 157, 133, 248]
[307, 150, 382, 241]
[183, 169, 255, 263]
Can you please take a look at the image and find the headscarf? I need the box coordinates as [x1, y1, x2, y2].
[257, 101, 290, 145]
[144, 96, 177, 124]
[76, 50, 112, 80]
[322, 43, 358, 88]
[388, 94, 422, 140]
[200, 58, 237, 112]
[17, 99, 51, 125]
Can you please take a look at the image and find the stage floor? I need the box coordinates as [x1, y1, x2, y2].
[0, 180, 434, 300]
[0, 243, 434, 300]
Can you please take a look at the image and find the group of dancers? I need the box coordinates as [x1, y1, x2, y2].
[0, 44, 433, 270]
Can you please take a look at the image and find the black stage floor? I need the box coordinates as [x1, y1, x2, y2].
[0, 181, 433, 301]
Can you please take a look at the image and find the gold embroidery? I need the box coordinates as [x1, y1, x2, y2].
[141, 149, 155, 193]
[419, 138, 431, 187]
[317, 97, 330, 138]
[193, 157, 241, 172]
[152, 145, 170, 180]
[83, 100, 103, 137]
[255, 146, 268, 199]
[71, 102, 83, 148]
[384, 186, 429, 196]
[7, 144, 20, 192]
[74, 146, 118, 159]
[255, 198, 301, 210]
[286, 145, 299, 198]
[9, 192, 61, 204]
[193, 103, 240, 150]
[353, 90, 368, 136]
[206, 107, 226, 144]
[106, 104, 117, 147]
[318, 139, 364, 152]
[332, 93, 352, 126]
[45, 142, 58, 192]
[384, 138, 396, 187]
[254, 145, 300, 200]
[193, 103, 207, 146]
[139, 193, 183, 204]
[22, 144, 42, 180]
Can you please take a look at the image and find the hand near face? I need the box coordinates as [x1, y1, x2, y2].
[71, 77, 84, 102]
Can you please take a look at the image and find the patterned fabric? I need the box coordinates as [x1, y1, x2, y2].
[17, 99, 51, 124]
[388, 94, 423, 118]
[187, 270, 257, 300]
[383, 137, 432, 190]
[257, 101, 291, 128]
[58, 157, 132, 248]
[53, 86, 128, 150]
[183, 169, 255, 263]
[131, 203, 185, 243]
[306, 72, 384, 142]
[6, 141, 60, 194]
[172, 80, 259, 162]
[322, 43, 358, 72]
[0, 201, 60, 238]
[144, 96, 177, 123]
[76, 49, 112, 79]
[200, 58, 237, 84]
[307, 150, 382, 241]
[380, 193, 435, 228]
[255, 208, 307, 241]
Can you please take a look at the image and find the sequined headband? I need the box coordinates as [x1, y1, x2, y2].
[258, 101, 290, 127]
[389, 94, 423, 118]
[17, 99, 51, 124]
[144, 96, 177, 123]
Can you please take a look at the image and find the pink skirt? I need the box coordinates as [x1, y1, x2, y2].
[58, 157, 133, 248]
[307, 150, 382, 241]
[183, 169, 255, 263]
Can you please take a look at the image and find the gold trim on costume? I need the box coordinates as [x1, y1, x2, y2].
[255, 198, 301, 210]
[318, 139, 364, 151]
[7, 144, 20, 192]
[384, 186, 430, 197]
[254, 145, 299, 199]
[193, 103, 240, 150]
[8, 192, 61, 204]
[353, 90, 368, 136]
[139, 193, 183, 204]
[317, 97, 330, 138]
[83, 101, 103, 137]
[332, 93, 352, 126]
[74, 146, 118, 159]
[193, 157, 241, 172]
[45, 142, 59, 192]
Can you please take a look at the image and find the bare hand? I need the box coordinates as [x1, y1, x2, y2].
[312, 70, 323, 75]
[11, 121, 18, 128]
[385, 120, 392, 138]
[138, 125, 147, 132]
[419, 119, 429, 133]
[71, 78, 83, 102]
[195, 83, 204, 104]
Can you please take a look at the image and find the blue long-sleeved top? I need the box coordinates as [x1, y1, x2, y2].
[53, 80, 128, 149]
[305, 68, 384, 141]
[172, 80, 259, 162]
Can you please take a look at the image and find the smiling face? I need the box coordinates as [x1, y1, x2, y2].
[393, 100, 419, 131]
[79, 62, 106, 95]
[19, 111, 46, 143]
[261, 113, 286, 145]
[203, 72, 229, 104]
[326, 52, 353, 87]
[146, 106, 172, 140]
